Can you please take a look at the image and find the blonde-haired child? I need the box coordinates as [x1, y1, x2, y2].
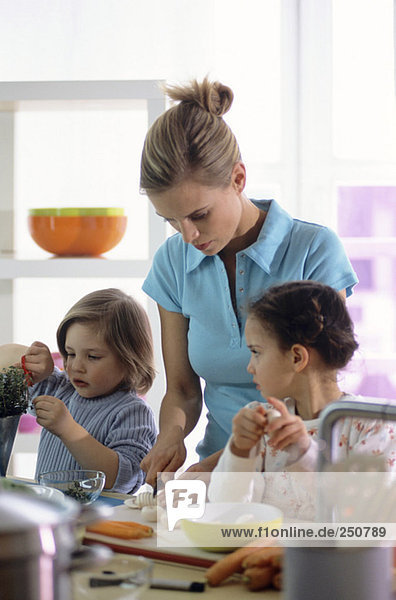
[4, 288, 157, 494]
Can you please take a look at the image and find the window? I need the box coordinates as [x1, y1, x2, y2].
[339, 186, 396, 398]
[297, 0, 396, 399]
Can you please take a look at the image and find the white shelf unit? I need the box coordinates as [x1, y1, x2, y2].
[0, 80, 167, 414]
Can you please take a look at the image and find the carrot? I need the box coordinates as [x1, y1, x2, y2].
[242, 566, 275, 591]
[86, 520, 153, 539]
[242, 546, 283, 569]
[272, 571, 283, 590]
[270, 551, 283, 570]
[112, 520, 153, 535]
[205, 545, 263, 587]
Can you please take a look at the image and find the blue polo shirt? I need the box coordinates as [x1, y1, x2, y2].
[143, 200, 358, 459]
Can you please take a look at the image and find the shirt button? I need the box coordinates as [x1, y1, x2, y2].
[232, 323, 236, 328]
[239, 288, 244, 293]
[239, 270, 245, 275]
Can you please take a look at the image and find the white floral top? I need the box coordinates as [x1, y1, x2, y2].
[208, 394, 396, 520]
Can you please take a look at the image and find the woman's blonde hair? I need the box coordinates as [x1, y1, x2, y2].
[140, 77, 241, 194]
[57, 289, 155, 395]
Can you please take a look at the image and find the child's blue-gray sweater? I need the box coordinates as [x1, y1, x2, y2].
[31, 368, 157, 494]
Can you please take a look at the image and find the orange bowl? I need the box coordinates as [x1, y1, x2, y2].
[28, 208, 127, 256]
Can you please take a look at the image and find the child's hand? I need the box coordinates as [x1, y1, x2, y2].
[23, 341, 54, 384]
[231, 404, 267, 457]
[265, 397, 310, 459]
[33, 395, 75, 438]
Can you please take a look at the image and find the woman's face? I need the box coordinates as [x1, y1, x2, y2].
[245, 317, 296, 400]
[64, 322, 126, 398]
[148, 164, 246, 255]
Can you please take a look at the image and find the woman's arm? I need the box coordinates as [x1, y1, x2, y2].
[140, 305, 203, 486]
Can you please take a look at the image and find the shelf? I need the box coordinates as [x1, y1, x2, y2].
[0, 80, 165, 102]
[0, 257, 151, 279]
[0, 79, 167, 360]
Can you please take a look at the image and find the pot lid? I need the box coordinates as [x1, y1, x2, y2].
[0, 487, 78, 532]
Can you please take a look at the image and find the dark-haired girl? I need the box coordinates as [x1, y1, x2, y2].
[208, 281, 395, 516]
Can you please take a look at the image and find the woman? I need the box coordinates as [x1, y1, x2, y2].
[140, 78, 358, 486]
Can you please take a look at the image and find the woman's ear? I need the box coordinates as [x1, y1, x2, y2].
[290, 344, 310, 372]
[231, 161, 246, 192]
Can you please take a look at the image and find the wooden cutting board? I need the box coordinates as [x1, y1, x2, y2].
[83, 501, 225, 568]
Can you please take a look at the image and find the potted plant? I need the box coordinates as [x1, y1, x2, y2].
[0, 366, 29, 476]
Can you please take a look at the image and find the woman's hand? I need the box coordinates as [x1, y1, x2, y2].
[140, 428, 187, 487]
[231, 404, 267, 457]
[141, 306, 203, 488]
[265, 396, 310, 459]
[183, 449, 223, 474]
[33, 395, 76, 438]
[23, 341, 54, 384]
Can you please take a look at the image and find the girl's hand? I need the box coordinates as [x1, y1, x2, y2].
[33, 395, 76, 438]
[23, 341, 54, 384]
[231, 405, 267, 457]
[265, 397, 310, 459]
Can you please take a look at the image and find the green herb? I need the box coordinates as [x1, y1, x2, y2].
[64, 481, 92, 502]
[0, 366, 29, 418]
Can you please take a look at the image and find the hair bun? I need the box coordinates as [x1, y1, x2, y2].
[163, 77, 234, 117]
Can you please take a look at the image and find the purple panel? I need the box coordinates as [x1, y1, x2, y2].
[337, 186, 396, 237]
[350, 259, 372, 290]
[355, 374, 396, 400]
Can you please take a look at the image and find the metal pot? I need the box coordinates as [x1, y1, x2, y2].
[0, 488, 112, 600]
[0, 415, 21, 476]
[284, 400, 396, 600]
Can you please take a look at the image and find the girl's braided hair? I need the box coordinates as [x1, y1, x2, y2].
[249, 281, 358, 369]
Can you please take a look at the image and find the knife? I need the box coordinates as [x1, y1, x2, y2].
[89, 576, 205, 592]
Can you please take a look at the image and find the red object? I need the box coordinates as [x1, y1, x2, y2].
[83, 537, 216, 568]
[21, 355, 33, 386]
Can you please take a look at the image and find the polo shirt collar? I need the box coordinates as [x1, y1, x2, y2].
[245, 199, 294, 273]
[186, 242, 208, 273]
[185, 199, 293, 274]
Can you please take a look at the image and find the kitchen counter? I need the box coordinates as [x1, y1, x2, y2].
[72, 553, 280, 599]
[78, 491, 281, 599]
